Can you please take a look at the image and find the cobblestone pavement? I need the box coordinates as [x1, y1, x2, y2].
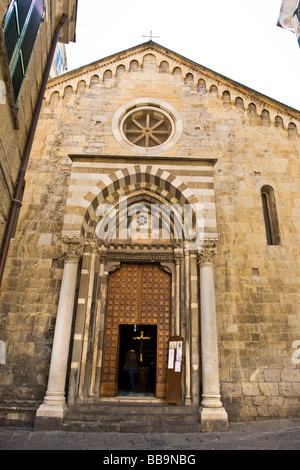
[0, 418, 299, 451]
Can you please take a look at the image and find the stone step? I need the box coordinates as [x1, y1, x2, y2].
[66, 402, 198, 414]
[61, 420, 201, 433]
[62, 402, 201, 433]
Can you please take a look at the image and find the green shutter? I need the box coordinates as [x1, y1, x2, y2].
[3, 0, 45, 101]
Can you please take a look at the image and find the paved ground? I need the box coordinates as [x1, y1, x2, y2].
[0, 418, 299, 451]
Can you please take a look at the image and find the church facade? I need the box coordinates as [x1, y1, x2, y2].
[0, 42, 299, 431]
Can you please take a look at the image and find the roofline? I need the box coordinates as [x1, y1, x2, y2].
[47, 40, 300, 118]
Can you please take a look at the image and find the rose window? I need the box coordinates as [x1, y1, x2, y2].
[123, 108, 172, 148]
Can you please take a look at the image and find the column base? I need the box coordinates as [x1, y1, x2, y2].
[35, 402, 67, 419]
[34, 396, 67, 430]
[34, 403, 67, 431]
[200, 406, 228, 432]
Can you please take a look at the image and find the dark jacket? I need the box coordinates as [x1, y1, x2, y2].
[125, 350, 138, 369]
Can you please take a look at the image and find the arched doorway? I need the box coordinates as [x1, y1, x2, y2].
[66, 166, 200, 405]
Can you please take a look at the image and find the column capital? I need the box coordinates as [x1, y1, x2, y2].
[97, 244, 108, 263]
[61, 236, 83, 262]
[197, 239, 217, 266]
[174, 247, 184, 263]
[84, 240, 108, 261]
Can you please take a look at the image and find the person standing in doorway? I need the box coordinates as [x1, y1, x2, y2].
[124, 349, 138, 394]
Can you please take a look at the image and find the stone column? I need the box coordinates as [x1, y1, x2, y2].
[197, 240, 228, 432]
[35, 238, 82, 426]
[89, 245, 107, 400]
[174, 247, 183, 336]
[184, 245, 192, 405]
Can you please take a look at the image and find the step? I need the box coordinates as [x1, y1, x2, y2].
[61, 420, 201, 433]
[62, 402, 201, 433]
[66, 401, 198, 414]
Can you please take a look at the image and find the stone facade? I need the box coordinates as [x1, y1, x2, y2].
[0, 42, 299, 429]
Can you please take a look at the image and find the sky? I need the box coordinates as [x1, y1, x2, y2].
[65, 0, 300, 111]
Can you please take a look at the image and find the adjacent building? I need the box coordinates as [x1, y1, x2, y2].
[50, 43, 68, 79]
[278, 0, 300, 46]
[0, 0, 77, 261]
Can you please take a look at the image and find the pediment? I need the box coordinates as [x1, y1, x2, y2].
[46, 41, 300, 125]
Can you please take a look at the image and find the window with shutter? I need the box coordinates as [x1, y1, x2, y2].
[3, 0, 45, 101]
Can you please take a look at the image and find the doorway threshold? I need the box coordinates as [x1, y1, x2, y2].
[100, 392, 164, 404]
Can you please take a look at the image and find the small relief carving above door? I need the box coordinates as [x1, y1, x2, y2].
[100, 264, 171, 397]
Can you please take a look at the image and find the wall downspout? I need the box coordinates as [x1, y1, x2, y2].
[0, 13, 67, 287]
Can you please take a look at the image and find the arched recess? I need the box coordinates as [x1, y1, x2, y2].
[65, 165, 200, 239]
[93, 189, 190, 243]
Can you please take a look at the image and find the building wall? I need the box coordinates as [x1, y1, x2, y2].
[0, 0, 77, 248]
[0, 45, 299, 425]
[213, 106, 300, 420]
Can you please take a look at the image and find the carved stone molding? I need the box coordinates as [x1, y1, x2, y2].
[81, 240, 185, 263]
[197, 239, 218, 266]
[174, 247, 184, 263]
[84, 239, 108, 259]
[61, 236, 83, 262]
[97, 244, 108, 263]
[106, 250, 174, 262]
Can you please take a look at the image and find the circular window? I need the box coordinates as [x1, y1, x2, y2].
[123, 108, 172, 148]
[112, 98, 183, 155]
[136, 214, 148, 226]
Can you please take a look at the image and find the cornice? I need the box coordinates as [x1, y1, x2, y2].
[46, 40, 300, 120]
[68, 153, 218, 165]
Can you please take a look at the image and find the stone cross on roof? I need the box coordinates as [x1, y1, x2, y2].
[142, 31, 160, 40]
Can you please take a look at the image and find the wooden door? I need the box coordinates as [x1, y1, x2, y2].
[100, 264, 171, 397]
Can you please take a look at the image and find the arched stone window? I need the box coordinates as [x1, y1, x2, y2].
[209, 85, 218, 97]
[222, 91, 231, 107]
[129, 60, 139, 71]
[275, 115, 284, 129]
[288, 122, 298, 138]
[197, 79, 206, 94]
[172, 67, 182, 80]
[50, 91, 60, 105]
[103, 69, 112, 81]
[90, 75, 99, 87]
[261, 185, 280, 245]
[116, 64, 126, 77]
[77, 80, 86, 93]
[143, 53, 156, 68]
[249, 103, 258, 126]
[234, 97, 244, 110]
[63, 85, 73, 98]
[159, 61, 169, 73]
[185, 73, 194, 85]
[261, 109, 270, 127]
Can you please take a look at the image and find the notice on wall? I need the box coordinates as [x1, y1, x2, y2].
[168, 348, 175, 369]
[176, 341, 182, 361]
[165, 335, 184, 406]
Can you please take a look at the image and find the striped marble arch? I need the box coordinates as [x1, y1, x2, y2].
[62, 163, 217, 242]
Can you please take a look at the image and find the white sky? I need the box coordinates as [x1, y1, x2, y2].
[66, 0, 300, 111]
